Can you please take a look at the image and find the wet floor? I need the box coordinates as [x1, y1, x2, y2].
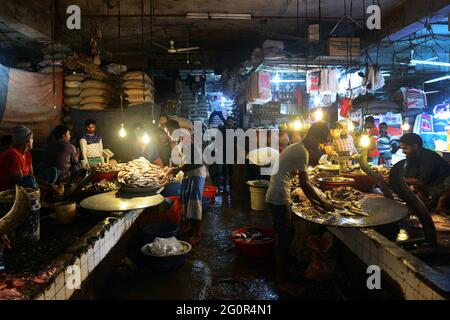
[99, 190, 339, 300]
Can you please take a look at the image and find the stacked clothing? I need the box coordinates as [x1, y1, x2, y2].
[121, 71, 155, 107]
[401, 87, 427, 110]
[62, 73, 87, 129]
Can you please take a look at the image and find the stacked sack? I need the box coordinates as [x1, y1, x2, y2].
[63, 73, 87, 130]
[121, 71, 154, 106]
[79, 79, 114, 110]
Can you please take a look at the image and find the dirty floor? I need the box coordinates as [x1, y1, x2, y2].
[99, 190, 340, 300]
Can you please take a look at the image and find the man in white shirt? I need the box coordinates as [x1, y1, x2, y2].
[266, 121, 334, 293]
[79, 119, 104, 167]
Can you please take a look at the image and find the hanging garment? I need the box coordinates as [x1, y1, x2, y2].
[339, 98, 353, 118]
[320, 69, 330, 92]
[307, 70, 320, 94]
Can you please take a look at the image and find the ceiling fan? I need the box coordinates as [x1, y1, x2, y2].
[152, 40, 200, 54]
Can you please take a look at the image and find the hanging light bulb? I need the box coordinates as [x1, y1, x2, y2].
[292, 118, 302, 131]
[119, 123, 126, 138]
[142, 133, 150, 144]
[313, 108, 324, 122]
[402, 118, 410, 132]
[360, 134, 371, 148]
[152, 119, 156, 124]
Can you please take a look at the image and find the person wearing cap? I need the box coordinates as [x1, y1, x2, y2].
[0, 126, 35, 191]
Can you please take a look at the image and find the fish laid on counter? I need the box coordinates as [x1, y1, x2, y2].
[117, 157, 168, 189]
[93, 162, 120, 173]
[82, 179, 120, 192]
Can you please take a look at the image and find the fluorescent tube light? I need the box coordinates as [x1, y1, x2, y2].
[411, 60, 450, 67]
[424, 75, 450, 84]
[209, 13, 252, 20]
[186, 13, 209, 19]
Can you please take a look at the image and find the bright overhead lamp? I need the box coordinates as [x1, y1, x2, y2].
[410, 59, 450, 67]
[424, 75, 450, 84]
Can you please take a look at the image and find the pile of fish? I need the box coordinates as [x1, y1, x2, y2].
[292, 186, 369, 220]
[372, 165, 390, 181]
[82, 179, 120, 193]
[93, 162, 120, 173]
[323, 187, 367, 216]
[232, 229, 274, 244]
[117, 157, 168, 189]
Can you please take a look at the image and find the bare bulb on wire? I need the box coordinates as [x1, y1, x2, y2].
[119, 123, 126, 138]
[142, 133, 150, 145]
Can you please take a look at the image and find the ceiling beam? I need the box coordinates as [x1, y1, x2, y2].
[364, 0, 450, 49]
[0, 0, 52, 45]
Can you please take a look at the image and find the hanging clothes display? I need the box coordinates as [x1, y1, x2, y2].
[307, 70, 320, 95]
[401, 87, 427, 110]
[339, 97, 353, 118]
[365, 66, 385, 93]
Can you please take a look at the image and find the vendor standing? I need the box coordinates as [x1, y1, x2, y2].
[266, 121, 334, 293]
[400, 133, 450, 209]
[166, 119, 206, 246]
[79, 119, 104, 167]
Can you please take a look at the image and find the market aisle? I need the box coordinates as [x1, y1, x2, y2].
[98, 191, 339, 300]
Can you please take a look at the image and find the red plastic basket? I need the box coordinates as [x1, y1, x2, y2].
[203, 185, 218, 199]
[231, 227, 275, 259]
[93, 171, 118, 183]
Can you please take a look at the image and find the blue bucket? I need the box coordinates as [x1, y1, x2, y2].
[142, 223, 180, 244]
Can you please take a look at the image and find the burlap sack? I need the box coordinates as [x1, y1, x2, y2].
[126, 95, 153, 103]
[122, 80, 153, 90]
[64, 88, 82, 97]
[80, 88, 113, 98]
[65, 81, 82, 88]
[80, 96, 112, 105]
[79, 103, 107, 110]
[124, 88, 152, 96]
[122, 71, 152, 83]
[64, 96, 82, 106]
[80, 79, 112, 90]
[65, 74, 87, 82]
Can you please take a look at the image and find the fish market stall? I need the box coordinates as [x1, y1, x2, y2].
[289, 153, 450, 300]
[0, 158, 169, 300]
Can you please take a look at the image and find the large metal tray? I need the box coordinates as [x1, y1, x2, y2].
[291, 194, 409, 228]
[80, 190, 165, 212]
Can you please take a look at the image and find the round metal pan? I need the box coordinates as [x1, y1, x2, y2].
[291, 194, 409, 228]
[80, 190, 165, 212]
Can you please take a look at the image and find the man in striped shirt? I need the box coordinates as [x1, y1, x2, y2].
[331, 121, 359, 157]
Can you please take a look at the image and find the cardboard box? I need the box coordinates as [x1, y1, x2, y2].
[328, 38, 360, 56]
